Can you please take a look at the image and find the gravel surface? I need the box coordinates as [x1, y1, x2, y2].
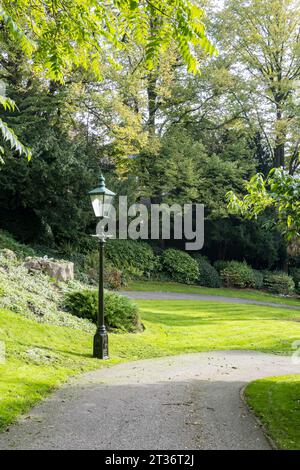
[0, 351, 299, 450]
[121, 291, 300, 310]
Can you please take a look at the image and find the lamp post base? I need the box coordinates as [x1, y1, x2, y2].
[93, 330, 109, 359]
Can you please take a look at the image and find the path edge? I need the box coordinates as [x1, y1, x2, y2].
[240, 385, 278, 451]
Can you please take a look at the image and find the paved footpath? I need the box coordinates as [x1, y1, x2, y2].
[122, 290, 300, 310]
[0, 351, 299, 450]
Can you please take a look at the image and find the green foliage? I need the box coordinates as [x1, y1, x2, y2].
[221, 0, 300, 170]
[0, 230, 35, 258]
[0, 0, 215, 163]
[0, 241, 94, 331]
[214, 260, 230, 273]
[64, 289, 141, 332]
[263, 272, 295, 296]
[290, 268, 300, 293]
[193, 254, 221, 288]
[106, 239, 158, 278]
[1, 0, 215, 82]
[161, 248, 199, 284]
[206, 218, 285, 270]
[220, 261, 256, 288]
[0, 77, 100, 245]
[0, 8, 34, 55]
[197, 151, 255, 218]
[0, 97, 31, 162]
[227, 168, 300, 249]
[137, 128, 202, 204]
[137, 127, 255, 216]
[253, 270, 264, 290]
[84, 251, 125, 290]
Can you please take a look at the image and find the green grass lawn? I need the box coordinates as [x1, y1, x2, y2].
[1, 299, 300, 432]
[126, 280, 300, 307]
[245, 375, 300, 450]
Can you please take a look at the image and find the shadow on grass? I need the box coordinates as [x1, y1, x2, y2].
[0, 376, 58, 431]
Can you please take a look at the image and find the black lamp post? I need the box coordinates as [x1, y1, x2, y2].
[89, 173, 115, 359]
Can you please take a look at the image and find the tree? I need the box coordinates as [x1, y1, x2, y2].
[136, 125, 255, 214]
[136, 127, 201, 204]
[0, 1, 215, 161]
[227, 168, 300, 254]
[219, 0, 300, 170]
[0, 59, 101, 245]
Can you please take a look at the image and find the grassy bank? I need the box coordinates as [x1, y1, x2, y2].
[0, 309, 102, 430]
[245, 375, 300, 450]
[1, 299, 300, 430]
[126, 280, 300, 307]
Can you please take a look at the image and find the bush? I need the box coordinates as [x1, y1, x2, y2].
[290, 268, 300, 293]
[64, 289, 142, 332]
[162, 249, 199, 284]
[84, 251, 125, 289]
[214, 260, 230, 274]
[253, 270, 264, 289]
[263, 272, 295, 295]
[105, 239, 158, 278]
[220, 261, 256, 288]
[193, 255, 221, 288]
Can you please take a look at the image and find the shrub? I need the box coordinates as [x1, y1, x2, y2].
[290, 268, 300, 293]
[162, 249, 199, 284]
[64, 289, 142, 332]
[253, 270, 264, 289]
[104, 265, 125, 290]
[220, 261, 256, 288]
[263, 272, 295, 295]
[105, 239, 158, 278]
[84, 251, 125, 289]
[193, 255, 221, 288]
[214, 260, 230, 274]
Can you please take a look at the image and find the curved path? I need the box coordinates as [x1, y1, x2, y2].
[122, 290, 300, 310]
[0, 351, 298, 450]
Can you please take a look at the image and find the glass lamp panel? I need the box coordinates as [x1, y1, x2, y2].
[103, 194, 114, 218]
[90, 194, 105, 217]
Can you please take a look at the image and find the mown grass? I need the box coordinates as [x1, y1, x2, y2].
[0, 309, 101, 430]
[245, 375, 300, 450]
[1, 299, 300, 431]
[126, 280, 300, 307]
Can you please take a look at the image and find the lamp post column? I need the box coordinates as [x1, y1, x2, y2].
[93, 237, 109, 359]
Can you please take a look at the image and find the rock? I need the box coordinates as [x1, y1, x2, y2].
[24, 258, 74, 282]
[0, 249, 17, 260]
[24, 259, 40, 271]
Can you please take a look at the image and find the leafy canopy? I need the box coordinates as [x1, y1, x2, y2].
[1, 1, 215, 81]
[0, 1, 215, 160]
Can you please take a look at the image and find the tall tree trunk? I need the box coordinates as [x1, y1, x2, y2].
[273, 104, 285, 168]
[274, 140, 285, 167]
[147, 71, 157, 136]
